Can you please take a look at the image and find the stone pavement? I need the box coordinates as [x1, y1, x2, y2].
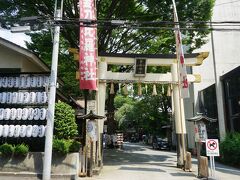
[85, 142, 240, 180]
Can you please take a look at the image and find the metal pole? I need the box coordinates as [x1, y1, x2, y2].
[42, 1, 63, 179]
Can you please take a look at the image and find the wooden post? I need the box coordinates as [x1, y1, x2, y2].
[197, 141, 202, 176]
[87, 141, 93, 177]
[184, 151, 192, 171]
[199, 156, 209, 178]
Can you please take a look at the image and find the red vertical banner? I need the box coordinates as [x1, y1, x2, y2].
[79, 0, 97, 90]
[172, 0, 189, 98]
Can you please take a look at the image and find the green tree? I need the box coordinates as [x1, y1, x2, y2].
[54, 101, 78, 139]
[0, 0, 215, 53]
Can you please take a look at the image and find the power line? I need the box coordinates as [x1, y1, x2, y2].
[3, 15, 240, 32]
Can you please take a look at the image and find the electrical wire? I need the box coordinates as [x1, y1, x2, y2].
[3, 15, 240, 32]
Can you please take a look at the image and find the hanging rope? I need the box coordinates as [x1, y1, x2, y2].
[152, 84, 157, 96]
[138, 83, 142, 96]
[161, 85, 164, 95]
[167, 84, 172, 97]
[110, 82, 115, 94]
[123, 83, 128, 95]
[145, 84, 148, 94]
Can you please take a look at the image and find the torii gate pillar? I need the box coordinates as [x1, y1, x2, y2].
[171, 62, 187, 167]
[96, 60, 107, 166]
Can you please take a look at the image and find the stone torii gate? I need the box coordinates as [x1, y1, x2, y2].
[96, 52, 209, 166]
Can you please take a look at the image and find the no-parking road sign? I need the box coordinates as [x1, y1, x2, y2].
[206, 139, 220, 156]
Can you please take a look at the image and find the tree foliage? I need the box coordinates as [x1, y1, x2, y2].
[54, 101, 78, 139]
[0, 0, 215, 53]
[114, 90, 171, 136]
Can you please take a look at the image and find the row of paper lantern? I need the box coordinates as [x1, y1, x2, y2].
[0, 125, 45, 138]
[0, 108, 47, 121]
[0, 91, 48, 104]
[0, 76, 50, 88]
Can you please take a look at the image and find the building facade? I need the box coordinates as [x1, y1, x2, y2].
[192, 0, 240, 141]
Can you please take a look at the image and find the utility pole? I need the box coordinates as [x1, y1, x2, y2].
[42, 0, 63, 179]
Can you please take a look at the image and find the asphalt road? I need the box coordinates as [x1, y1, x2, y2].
[86, 142, 240, 180]
[86, 142, 198, 180]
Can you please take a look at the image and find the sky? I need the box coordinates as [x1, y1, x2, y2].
[0, 29, 31, 48]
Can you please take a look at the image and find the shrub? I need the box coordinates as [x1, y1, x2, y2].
[69, 140, 81, 152]
[0, 143, 14, 156]
[14, 144, 29, 156]
[53, 139, 70, 155]
[54, 101, 78, 139]
[220, 132, 240, 166]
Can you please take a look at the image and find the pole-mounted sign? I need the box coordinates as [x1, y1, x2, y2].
[79, 0, 97, 90]
[206, 139, 219, 157]
[206, 139, 219, 178]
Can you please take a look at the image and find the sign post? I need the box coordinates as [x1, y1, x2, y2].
[206, 139, 219, 179]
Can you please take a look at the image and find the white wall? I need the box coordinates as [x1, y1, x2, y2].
[0, 44, 46, 72]
[0, 45, 23, 69]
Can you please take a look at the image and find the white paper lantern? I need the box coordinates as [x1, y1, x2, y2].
[2, 77, 8, 88]
[13, 77, 20, 88]
[0, 125, 3, 137]
[22, 108, 29, 120]
[36, 76, 43, 87]
[0, 108, 4, 120]
[1, 92, 7, 103]
[8, 77, 14, 88]
[10, 108, 17, 120]
[13, 125, 21, 137]
[28, 108, 34, 120]
[26, 125, 33, 137]
[23, 92, 30, 104]
[12, 92, 18, 104]
[30, 76, 37, 87]
[16, 108, 23, 120]
[3, 108, 11, 120]
[29, 92, 36, 104]
[36, 92, 42, 104]
[32, 125, 39, 137]
[43, 76, 50, 86]
[26, 76, 31, 88]
[8, 125, 15, 137]
[17, 92, 24, 104]
[0, 77, 2, 88]
[3, 125, 9, 137]
[41, 92, 48, 103]
[19, 125, 27, 137]
[38, 125, 45, 137]
[39, 108, 47, 120]
[33, 108, 40, 120]
[6, 92, 12, 104]
[20, 76, 26, 88]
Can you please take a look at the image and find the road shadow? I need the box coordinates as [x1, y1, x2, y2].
[103, 143, 172, 167]
[119, 166, 166, 172]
